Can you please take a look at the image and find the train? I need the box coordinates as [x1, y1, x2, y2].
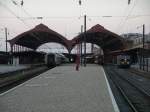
[117, 54, 131, 68]
[94, 55, 104, 65]
[45, 53, 68, 67]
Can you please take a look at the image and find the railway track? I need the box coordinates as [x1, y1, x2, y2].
[129, 69, 150, 79]
[0, 66, 49, 94]
[105, 66, 150, 112]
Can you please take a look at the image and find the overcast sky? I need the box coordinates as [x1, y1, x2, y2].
[0, 0, 150, 51]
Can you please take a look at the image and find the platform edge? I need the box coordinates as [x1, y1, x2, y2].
[101, 66, 120, 112]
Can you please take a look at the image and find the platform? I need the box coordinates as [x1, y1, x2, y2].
[131, 64, 150, 72]
[0, 65, 28, 74]
[0, 64, 119, 112]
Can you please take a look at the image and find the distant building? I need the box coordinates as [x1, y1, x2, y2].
[121, 33, 142, 41]
[121, 33, 150, 49]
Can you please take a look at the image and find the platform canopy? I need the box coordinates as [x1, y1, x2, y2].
[8, 24, 70, 50]
[8, 24, 125, 53]
[71, 24, 125, 52]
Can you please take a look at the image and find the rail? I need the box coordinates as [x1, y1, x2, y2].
[104, 66, 150, 112]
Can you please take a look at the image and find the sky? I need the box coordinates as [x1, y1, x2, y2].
[0, 0, 150, 52]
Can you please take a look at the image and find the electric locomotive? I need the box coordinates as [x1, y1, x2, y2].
[45, 53, 62, 67]
[117, 54, 130, 68]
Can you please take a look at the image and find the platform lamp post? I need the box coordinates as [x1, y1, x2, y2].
[137, 24, 145, 70]
[78, 1, 86, 66]
[80, 25, 83, 65]
[136, 33, 142, 70]
[84, 15, 86, 66]
[0, 27, 8, 53]
[5, 27, 8, 53]
[142, 24, 145, 71]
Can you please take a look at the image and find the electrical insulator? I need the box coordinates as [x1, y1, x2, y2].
[79, 0, 81, 5]
[21, 0, 24, 6]
[128, 0, 131, 5]
[12, 0, 17, 5]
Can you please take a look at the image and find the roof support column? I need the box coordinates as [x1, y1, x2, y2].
[14, 44, 17, 52]
[80, 25, 83, 65]
[16, 45, 18, 52]
[68, 48, 71, 62]
[84, 15, 86, 67]
[18, 45, 20, 52]
[10, 44, 13, 65]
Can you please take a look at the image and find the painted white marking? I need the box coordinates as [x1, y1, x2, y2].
[52, 72, 62, 74]
[101, 66, 120, 112]
[44, 76, 57, 79]
[25, 83, 48, 87]
[138, 79, 143, 82]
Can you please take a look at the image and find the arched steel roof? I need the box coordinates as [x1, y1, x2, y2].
[8, 24, 70, 50]
[8, 24, 125, 53]
[71, 24, 125, 52]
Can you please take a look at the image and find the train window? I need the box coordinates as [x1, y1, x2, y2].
[120, 59, 124, 61]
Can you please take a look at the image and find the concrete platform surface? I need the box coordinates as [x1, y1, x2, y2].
[0, 64, 118, 112]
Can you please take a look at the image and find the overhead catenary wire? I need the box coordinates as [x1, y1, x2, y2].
[0, 0, 149, 52]
[0, 1, 31, 28]
[11, 0, 37, 26]
[116, 0, 139, 34]
[10, 1, 52, 50]
[10, 0, 53, 51]
[0, 1, 57, 52]
[1, 14, 150, 20]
